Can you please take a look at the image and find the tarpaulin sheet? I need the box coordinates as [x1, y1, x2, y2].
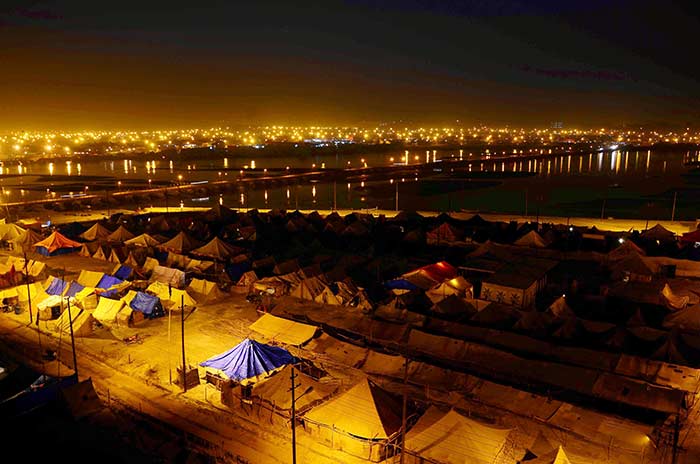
[200, 338, 294, 382]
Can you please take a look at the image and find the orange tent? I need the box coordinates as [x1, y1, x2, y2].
[33, 231, 82, 256]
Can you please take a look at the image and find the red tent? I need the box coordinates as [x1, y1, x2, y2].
[680, 229, 700, 243]
[419, 261, 458, 281]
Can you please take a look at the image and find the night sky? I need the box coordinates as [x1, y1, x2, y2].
[1, 0, 699, 131]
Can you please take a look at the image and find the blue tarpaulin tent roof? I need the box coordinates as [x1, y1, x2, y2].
[96, 274, 123, 298]
[200, 338, 295, 382]
[45, 278, 68, 296]
[64, 281, 85, 298]
[129, 291, 160, 316]
[112, 265, 132, 280]
[384, 278, 419, 291]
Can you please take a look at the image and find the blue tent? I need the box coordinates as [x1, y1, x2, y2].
[96, 275, 123, 298]
[64, 281, 85, 298]
[200, 338, 295, 382]
[112, 265, 133, 280]
[45, 278, 68, 296]
[384, 278, 419, 291]
[225, 261, 251, 282]
[129, 291, 163, 318]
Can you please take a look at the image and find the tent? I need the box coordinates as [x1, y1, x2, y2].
[108, 248, 122, 264]
[290, 276, 328, 301]
[514, 230, 548, 248]
[128, 291, 163, 318]
[680, 229, 700, 244]
[187, 278, 227, 303]
[426, 276, 473, 303]
[547, 296, 575, 318]
[0, 223, 26, 242]
[202, 204, 237, 223]
[249, 313, 318, 346]
[76, 270, 104, 288]
[303, 377, 402, 440]
[33, 231, 82, 256]
[608, 240, 645, 261]
[640, 224, 676, 243]
[10, 228, 43, 251]
[199, 338, 295, 384]
[404, 406, 512, 464]
[93, 297, 127, 325]
[44, 277, 69, 296]
[111, 264, 133, 281]
[661, 283, 689, 310]
[431, 294, 478, 319]
[124, 233, 161, 248]
[236, 270, 258, 290]
[54, 306, 94, 337]
[663, 306, 700, 331]
[107, 225, 135, 242]
[426, 222, 463, 245]
[64, 281, 85, 298]
[80, 223, 111, 241]
[95, 274, 125, 298]
[524, 446, 572, 464]
[150, 265, 185, 287]
[252, 365, 335, 412]
[92, 246, 108, 261]
[159, 231, 201, 254]
[147, 281, 196, 308]
[191, 236, 242, 260]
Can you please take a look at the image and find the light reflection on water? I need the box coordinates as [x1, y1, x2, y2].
[0, 148, 697, 219]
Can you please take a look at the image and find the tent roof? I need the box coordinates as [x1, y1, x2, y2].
[33, 231, 82, 253]
[680, 228, 700, 243]
[249, 313, 317, 346]
[124, 233, 161, 247]
[80, 222, 111, 241]
[547, 296, 575, 318]
[107, 225, 135, 242]
[608, 240, 645, 260]
[200, 338, 294, 382]
[640, 224, 676, 242]
[0, 223, 27, 241]
[405, 406, 511, 464]
[159, 231, 202, 253]
[252, 365, 335, 411]
[514, 230, 548, 248]
[192, 236, 242, 260]
[526, 446, 572, 464]
[303, 377, 402, 440]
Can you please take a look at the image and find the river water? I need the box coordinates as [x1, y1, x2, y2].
[1, 147, 699, 221]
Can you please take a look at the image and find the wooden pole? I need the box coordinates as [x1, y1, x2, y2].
[168, 298, 173, 384]
[671, 191, 677, 221]
[23, 250, 33, 325]
[66, 297, 78, 379]
[181, 293, 187, 392]
[291, 366, 297, 464]
[400, 357, 408, 464]
[672, 412, 681, 464]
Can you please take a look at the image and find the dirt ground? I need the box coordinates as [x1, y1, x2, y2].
[1, 235, 699, 463]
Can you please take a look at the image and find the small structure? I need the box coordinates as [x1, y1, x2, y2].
[33, 231, 82, 256]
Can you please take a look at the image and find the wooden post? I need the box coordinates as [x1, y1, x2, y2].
[400, 357, 409, 464]
[23, 250, 32, 325]
[291, 366, 297, 464]
[67, 297, 78, 379]
[671, 191, 677, 222]
[181, 293, 187, 392]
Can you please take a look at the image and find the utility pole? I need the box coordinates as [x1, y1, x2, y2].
[333, 180, 337, 211]
[66, 297, 78, 379]
[395, 181, 399, 212]
[600, 198, 606, 220]
[400, 357, 409, 464]
[181, 293, 187, 392]
[671, 191, 677, 221]
[672, 412, 680, 464]
[290, 366, 299, 464]
[23, 250, 32, 325]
